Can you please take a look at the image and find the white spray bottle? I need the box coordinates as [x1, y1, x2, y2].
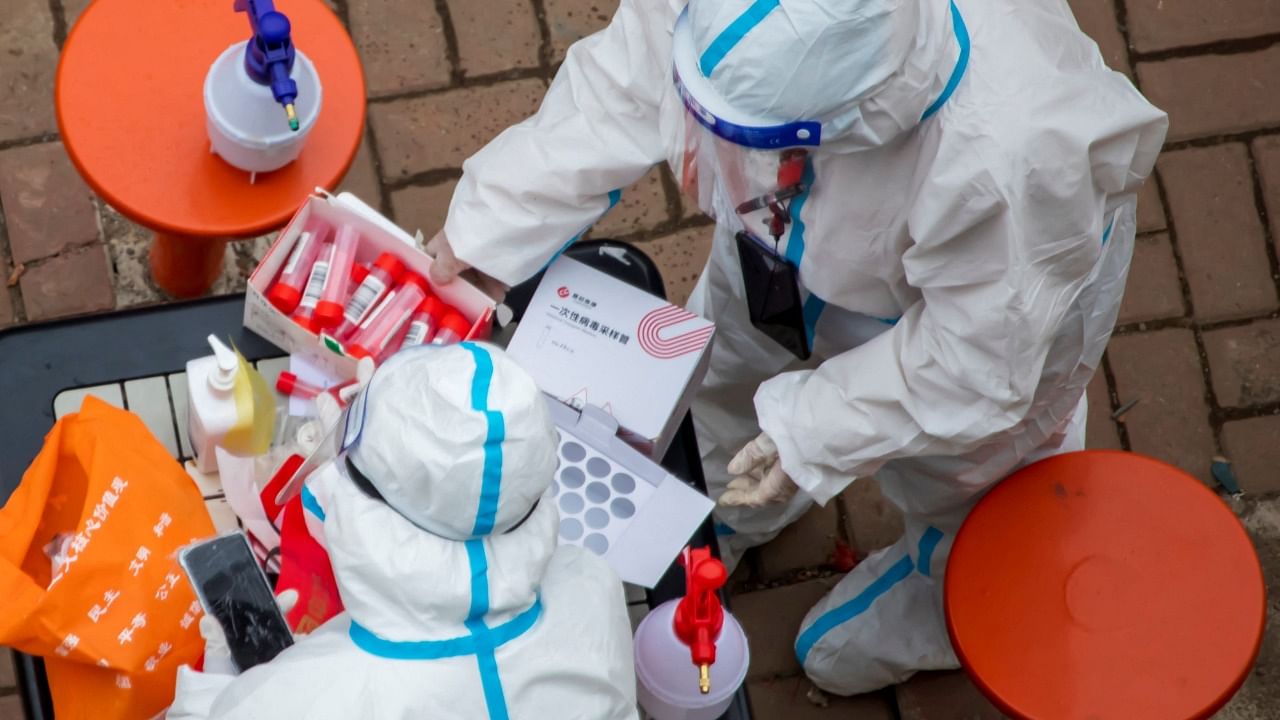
[634, 547, 749, 720]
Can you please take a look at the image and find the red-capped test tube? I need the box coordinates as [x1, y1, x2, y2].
[430, 310, 472, 346]
[345, 274, 431, 360]
[276, 372, 359, 401]
[312, 224, 360, 332]
[295, 263, 369, 333]
[334, 252, 406, 340]
[400, 296, 448, 349]
[267, 224, 329, 314]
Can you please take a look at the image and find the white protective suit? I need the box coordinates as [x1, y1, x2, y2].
[168, 344, 638, 719]
[442, 0, 1167, 695]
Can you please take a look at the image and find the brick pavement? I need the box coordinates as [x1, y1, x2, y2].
[2, 0, 1279, 717]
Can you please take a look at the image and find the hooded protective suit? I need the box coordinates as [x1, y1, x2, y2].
[440, 0, 1167, 695]
[168, 344, 639, 719]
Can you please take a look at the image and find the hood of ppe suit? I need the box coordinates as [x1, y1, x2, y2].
[688, 0, 961, 151]
[307, 459, 558, 640]
[345, 343, 559, 540]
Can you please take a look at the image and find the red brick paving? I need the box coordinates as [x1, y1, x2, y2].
[733, 578, 839, 682]
[1158, 144, 1276, 322]
[756, 502, 841, 582]
[895, 671, 1007, 720]
[3, 0, 1280, 717]
[0, 0, 59, 143]
[1124, 0, 1280, 53]
[1108, 328, 1217, 482]
[0, 142, 99, 265]
[18, 243, 114, 321]
[747, 675, 896, 719]
[1220, 416, 1280, 494]
[1138, 46, 1280, 142]
[369, 79, 546, 180]
[1203, 319, 1280, 408]
[389, 179, 458, 241]
[447, 0, 541, 77]
[349, 0, 451, 97]
[1254, 135, 1280, 244]
[1117, 232, 1184, 324]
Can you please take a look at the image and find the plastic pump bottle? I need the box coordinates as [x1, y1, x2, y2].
[186, 335, 251, 474]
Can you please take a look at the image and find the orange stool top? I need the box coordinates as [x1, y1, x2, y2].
[55, 0, 365, 238]
[946, 450, 1264, 720]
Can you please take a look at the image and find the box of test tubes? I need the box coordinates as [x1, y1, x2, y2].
[545, 397, 715, 588]
[244, 190, 495, 381]
[506, 256, 715, 460]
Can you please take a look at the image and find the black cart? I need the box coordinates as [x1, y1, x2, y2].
[0, 240, 752, 720]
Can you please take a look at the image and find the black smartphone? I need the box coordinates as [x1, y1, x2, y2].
[735, 231, 811, 360]
[180, 532, 294, 671]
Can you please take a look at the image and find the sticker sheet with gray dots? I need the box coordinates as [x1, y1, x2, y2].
[551, 429, 655, 557]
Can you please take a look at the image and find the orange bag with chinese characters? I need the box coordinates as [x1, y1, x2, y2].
[0, 397, 216, 720]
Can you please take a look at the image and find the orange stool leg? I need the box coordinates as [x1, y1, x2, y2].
[149, 233, 228, 298]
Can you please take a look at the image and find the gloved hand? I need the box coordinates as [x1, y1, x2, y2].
[719, 433, 799, 508]
[199, 589, 299, 675]
[309, 356, 376, 439]
[426, 229, 510, 301]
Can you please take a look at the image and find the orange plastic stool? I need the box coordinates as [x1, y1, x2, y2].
[946, 450, 1264, 720]
[55, 0, 365, 298]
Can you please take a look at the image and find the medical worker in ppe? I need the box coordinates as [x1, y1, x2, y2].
[168, 344, 639, 719]
[426, 0, 1168, 696]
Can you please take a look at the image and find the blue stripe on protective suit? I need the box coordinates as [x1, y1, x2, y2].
[785, 158, 827, 344]
[460, 343, 506, 537]
[542, 189, 623, 271]
[794, 526, 944, 665]
[463, 538, 511, 720]
[347, 598, 542, 659]
[300, 484, 325, 522]
[921, 1, 970, 121]
[699, 0, 782, 77]
[915, 526, 944, 577]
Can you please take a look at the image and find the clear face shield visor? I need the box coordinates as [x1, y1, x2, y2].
[671, 7, 822, 243]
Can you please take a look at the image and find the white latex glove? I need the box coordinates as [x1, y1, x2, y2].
[720, 433, 799, 508]
[198, 589, 299, 675]
[425, 229, 510, 302]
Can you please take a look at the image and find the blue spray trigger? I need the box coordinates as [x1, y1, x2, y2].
[236, 0, 301, 130]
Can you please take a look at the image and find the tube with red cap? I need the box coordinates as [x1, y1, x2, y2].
[430, 309, 472, 346]
[295, 262, 369, 333]
[400, 296, 447, 349]
[311, 224, 360, 332]
[267, 224, 329, 314]
[345, 274, 431, 360]
[275, 372, 360, 400]
[673, 547, 727, 695]
[333, 251, 406, 340]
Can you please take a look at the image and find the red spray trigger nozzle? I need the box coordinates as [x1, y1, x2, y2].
[673, 547, 727, 694]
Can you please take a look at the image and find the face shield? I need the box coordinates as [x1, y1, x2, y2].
[272, 351, 394, 510]
[672, 7, 821, 244]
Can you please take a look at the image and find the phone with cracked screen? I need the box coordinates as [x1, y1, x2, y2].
[180, 532, 294, 671]
[735, 231, 811, 360]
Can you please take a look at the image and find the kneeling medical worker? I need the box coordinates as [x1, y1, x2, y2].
[424, 0, 1168, 697]
[168, 344, 639, 719]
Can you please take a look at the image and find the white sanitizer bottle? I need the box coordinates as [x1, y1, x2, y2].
[187, 335, 241, 474]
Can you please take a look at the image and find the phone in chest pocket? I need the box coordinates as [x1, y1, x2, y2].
[735, 231, 812, 361]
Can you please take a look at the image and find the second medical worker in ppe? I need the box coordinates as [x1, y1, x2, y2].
[168, 344, 638, 719]
[427, 0, 1168, 696]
